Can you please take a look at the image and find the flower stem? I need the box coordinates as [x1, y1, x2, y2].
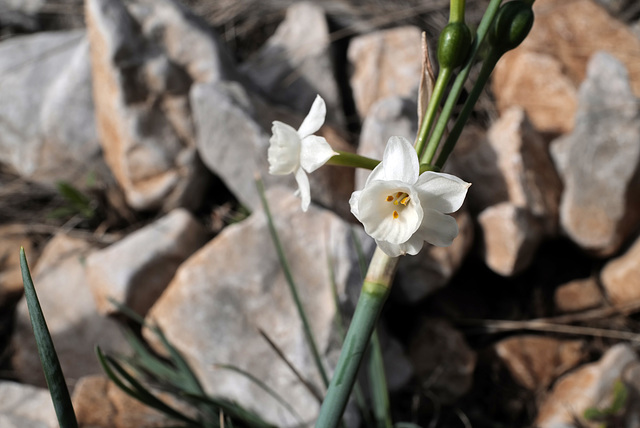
[315, 247, 399, 428]
[414, 66, 453, 161]
[450, 0, 466, 24]
[327, 151, 380, 170]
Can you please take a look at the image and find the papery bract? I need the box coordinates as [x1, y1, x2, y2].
[350, 136, 470, 257]
[268, 95, 337, 211]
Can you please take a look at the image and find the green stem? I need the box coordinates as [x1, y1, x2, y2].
[435, 49, 501, 169]
[422, 0, 503, 166]
[414, 67, 453, 160]
[327, 151, 380, 170]
[450, 0, 466, 23]
[315, 247, 399, 428]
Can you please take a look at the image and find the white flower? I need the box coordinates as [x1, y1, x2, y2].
[268, 95, 338, 211]
[349, 136, 470, 257]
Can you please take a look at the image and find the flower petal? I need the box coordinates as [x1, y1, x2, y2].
[381, 136, 419, 183]
[349, 190, 362, 219]
[363, 161, 387, 187]
[376, 233, 425, 257]
[294, 167, 311, 211]
[417, 208, 459, 247]
[415, 172, 471, 213]
[297, 95, 326, 138]
[375, 240, 406, 257]
[357, 180, 423, 244]
[300, 135, 337, 173]
[268, 121, 301, 175]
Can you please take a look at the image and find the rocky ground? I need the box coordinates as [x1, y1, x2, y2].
[2, 0, 640, 427]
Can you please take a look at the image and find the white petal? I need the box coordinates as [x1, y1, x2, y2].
[362, 161, 387, 187]
[417, 208, 459, 247]
[415, 172, 471, 213]
[297, 95, 326, 138]
[357, 180, 422, 244]
[376, 235, 424, 257]
[376, 240, 406, 257]
[381, 136, 419, 183]
[300, 135, 337, 173]
[349, 190, 362, 219]
[294, 168, 311, 211]
[268, 121, 301, 175]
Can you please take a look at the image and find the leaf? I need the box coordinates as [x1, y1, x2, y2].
[20, 247, 79, 428]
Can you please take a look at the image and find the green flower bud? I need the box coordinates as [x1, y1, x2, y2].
[489, 1, 535, 53]
[437, 22, 473, 70]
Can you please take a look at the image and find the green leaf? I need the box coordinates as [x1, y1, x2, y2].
[20, 247, 79, 428]
[368, 330, 392, 428]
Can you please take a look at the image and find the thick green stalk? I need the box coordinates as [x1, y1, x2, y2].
[327, 151, 380, 170]
[315, 247, 399, 428]
[450, 0, 466, 24]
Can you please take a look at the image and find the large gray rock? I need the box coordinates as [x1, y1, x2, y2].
[551, 52, 640, 257]
[0, 381, 57, 428]
[12, 234, 128, 386]
[86, 208, 209, 317]
[239, 2, 343, 126]
[144, 186, 374, 425]
[0, 30, 107, 186]
[85, 0, 234, 211]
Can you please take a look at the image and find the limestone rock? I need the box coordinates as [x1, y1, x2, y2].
[492, 50, 578, 134]
[536, 343, 639, 428]
[554, 277, 604, 313]
[12, 234, 128, 386]
[408, 318, 476, 404]
[495, 336, 584, 390]
[478, 203, 543, 277]
[0, 381, 57, 428]
[240, 2, 343, 126]
[72, 375, 183, 428]
[85, 0, 234, 211]
[551, 52, 640, 257]
[348, 26, 422, 120]
[0, 30, 107, 186]
[87, 208, 209, 317]
[144, 186, 373, 425]
[601, 233, 640, 306]
[0, 224, 35, 307]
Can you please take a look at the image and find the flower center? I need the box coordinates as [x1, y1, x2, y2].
[385, 192, 411, 219]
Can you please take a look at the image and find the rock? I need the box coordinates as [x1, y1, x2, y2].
[85, 0, 235, 211]
[554, 277, 604, 313]
[192, 80, 355, 217]
[72, 375, 183, 428]
[536, 343, 639, 428]
[601, 233, 640, 306]
[551, 52, 640, 257]
[86, 208, 209, 317]
[394, 209, 474, 303]
[240, 2, 343, 126]
[478, 203, 543, 277]
[0, 0, 85, 33]
[0, 224, 34, 307]
[348, 26, 423, 120]
[356, 96, 418, 190]
[407, 318, 476, 404]
[523, 0, 640, 97]
[492, 50, 578, 134]
[12, 234, 128, 386]
[144, 186, 373, 425]
[494, 336, 584, 390]
[0, 30, 107, 186]
[0, 381, 57, 428]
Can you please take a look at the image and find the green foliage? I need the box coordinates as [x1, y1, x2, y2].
[50, 180, 97, 221]
[20, 248, 79, 428]
[583, 380, 629, 427]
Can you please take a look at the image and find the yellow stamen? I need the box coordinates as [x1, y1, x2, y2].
[400, 196, 410, 206]
[386, 195, 394, 202]
[393, 210, 399, 219]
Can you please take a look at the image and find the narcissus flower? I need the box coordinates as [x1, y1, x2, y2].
[268, 95, 338, 211]
[349, 136, 470, 257]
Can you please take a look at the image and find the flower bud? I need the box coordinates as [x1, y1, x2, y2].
[437, 22, 473, 70]
[489, 1, 534, 53]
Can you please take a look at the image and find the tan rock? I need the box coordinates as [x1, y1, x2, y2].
[495, 336, 584, 390]
[0, 224, 34, 307]
[601, 234, 640, 306]
[348, 26, 422, 119]
[492, 50, 578, 134]
[12, 234, 128, 387]
[72, 375, 181, 428]
[0, 381, 57, 428]
[144, 187, 374, 425]
[554, 277, 603, 313]
[478, 202, 542, 277]
[536, 344, 638, 428]
[86, 208, 209, 317]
